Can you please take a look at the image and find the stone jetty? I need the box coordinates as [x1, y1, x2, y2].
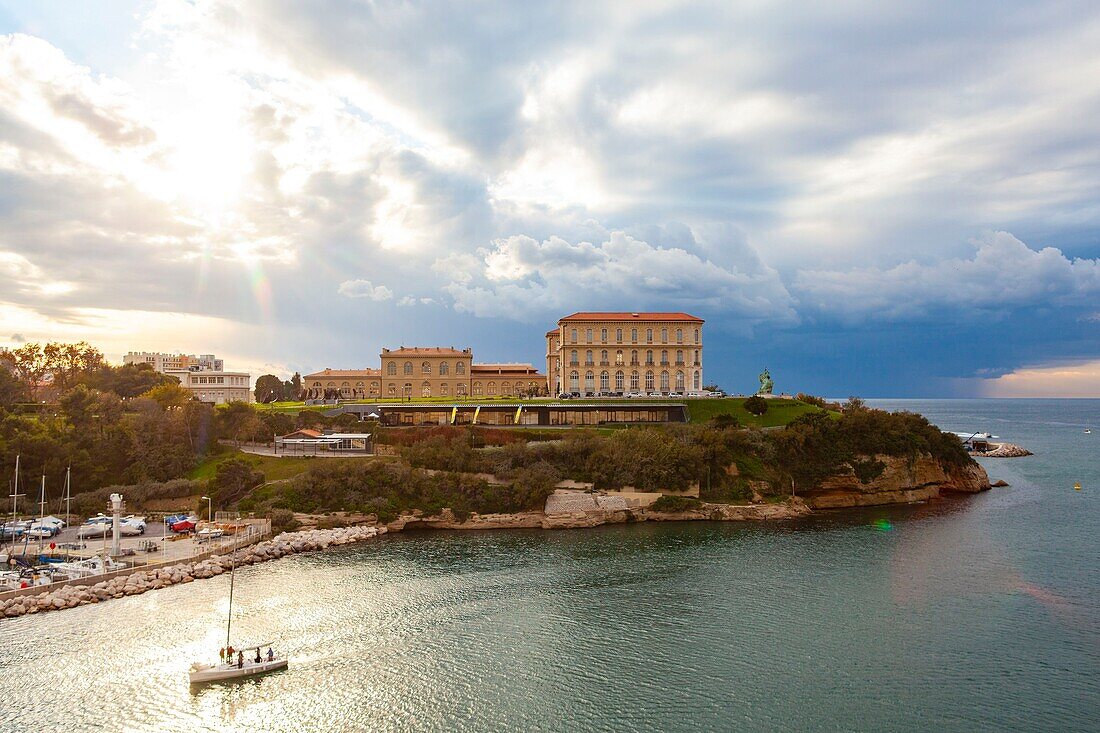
[974, 443, 1033, 458]
[0, 525, 385, 619]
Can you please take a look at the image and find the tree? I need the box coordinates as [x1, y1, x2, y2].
[703, 383, 722, 393]
[141, 382, 194, 409]
[43, 341, 105, 393]
[85, 362, 177, 398]
[209, 458, 264, 508]
[0, 343, 49, 401]
[254, 374, 284, 402]
[0, 366, 26, 408]
[744, 395, 768, 416]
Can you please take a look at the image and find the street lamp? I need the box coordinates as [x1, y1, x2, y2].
[201, 495, 212, 523]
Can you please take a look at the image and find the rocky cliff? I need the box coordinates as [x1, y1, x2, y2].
[803, 453, 991, 509]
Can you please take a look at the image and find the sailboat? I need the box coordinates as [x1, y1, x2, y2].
[188, 549, 288, 683]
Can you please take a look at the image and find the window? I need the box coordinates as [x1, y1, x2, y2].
[584, 371, 595, 392]
[599, 371, 610, 391]
[646, 328, 653, 343]
[615, 371, 625, 391]
[600, 350, 608, 364]
[660, 371, 670, 391]
[403, 383, 412, 396]
[387, 362, 397, 375]
[645, 371, 654, 390]
[457, 383, 467, 395]
[473, 381, 483, 396]
[695, 350, 700, 365]
[422, 361, 431, 375]
[646, 349, 654, 365]
[487, 381, 497, 396]
[440, 362, 449, 375]
[585, 350, 594, 365]
[502, 382, 512, 396]
[571, 328, 578, 342]
[456, 361, 466, 375]
[676, 328, 683, 343]
[586, 328, 593, 343]
[370, 382, 380, 395]
[631, 328, 638, 343]
[615, 350, 624, 365]
[422, 381, 431, 397]
[403, 362, 413, 375]
[570, 349, 579, 365]
[615, 328, 622, 342]
[676, 371, 685, 391]
[569, 371, 579, 391]
[630, 371, 639, 390]
[676, 350, 684, 365]
[661, 328, 668, 342]
[600, 328, 607, 342]
[630, 350, 638, 365]
[388, 385, 397, 396]
[694, 371, 701, 390]
[661, 350, 669, 365]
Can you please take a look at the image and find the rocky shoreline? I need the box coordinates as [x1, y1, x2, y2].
[973, 443, 1033, 458]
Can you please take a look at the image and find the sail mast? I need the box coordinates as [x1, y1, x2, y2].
[38, 475, 46, 555]
[225, 550, 236, 651]
[6, 455, 23, 552]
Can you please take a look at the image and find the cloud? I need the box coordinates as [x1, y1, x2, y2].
[974, 358, 1100, 398]
[337, 279, 393, 301]
[10, 333, 25, 343]
[444, 228, 797, 325]
[793, 232, 1100, 321]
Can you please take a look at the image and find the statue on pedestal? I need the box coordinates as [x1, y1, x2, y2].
[757, 368, 774, 395]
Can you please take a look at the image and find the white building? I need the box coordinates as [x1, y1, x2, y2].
[124, 352, 224, 373]
[168, 369, 252, 404]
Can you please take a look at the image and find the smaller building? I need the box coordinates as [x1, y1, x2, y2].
[275, 429, 372, 454]
[124, 352, 223, 373]
[170, 369, 252, 404]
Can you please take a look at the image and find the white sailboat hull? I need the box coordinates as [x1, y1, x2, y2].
[188, 657, 288, 683]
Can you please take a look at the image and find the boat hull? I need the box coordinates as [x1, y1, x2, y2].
[188, 658, 288, 683]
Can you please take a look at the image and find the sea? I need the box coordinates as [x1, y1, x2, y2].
[0, 399, 1096, 732]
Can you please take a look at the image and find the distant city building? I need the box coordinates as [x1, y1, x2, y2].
[124, 352, 224, 373]
[545, 312, 704, 395]
[170, 369, 252, 404]
[303, 347, 545, 400]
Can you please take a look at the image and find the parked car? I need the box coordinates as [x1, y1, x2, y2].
[557, 392, 572, 399]
[570, 391, 581, 398]
[625, 391, 644, 398]
[668, 392, 684, 398]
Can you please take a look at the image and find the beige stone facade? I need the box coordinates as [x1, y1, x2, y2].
[545, 312, 704, 395]
[304, 347, 545, 400]
[169, 369, 252, 404]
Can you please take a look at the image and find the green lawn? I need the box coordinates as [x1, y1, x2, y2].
[190, 449, 317, 482]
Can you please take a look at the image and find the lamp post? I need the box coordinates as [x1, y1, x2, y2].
[201, 495, 212, 524]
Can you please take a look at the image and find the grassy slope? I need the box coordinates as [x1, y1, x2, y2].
[190, 449, 317, 482]
[255, 396, 830, 428]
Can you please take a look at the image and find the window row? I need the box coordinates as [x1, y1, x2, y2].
[566, 327, 700, 345]
[386, 361, 468, 376]
[565, 349, 701, 366]
[565, 370, 701, 392]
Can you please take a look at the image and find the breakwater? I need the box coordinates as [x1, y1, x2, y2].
[0, 525, 386, 618]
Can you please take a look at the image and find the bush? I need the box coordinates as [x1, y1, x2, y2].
[649, 495, 702, 512]
[743, 395, 768, 416]
[269, 509, 300, 533]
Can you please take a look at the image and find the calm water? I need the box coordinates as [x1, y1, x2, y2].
[0, 399, 1097, 732]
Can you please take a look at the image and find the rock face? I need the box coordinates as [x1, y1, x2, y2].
[804, 453, 991, 509]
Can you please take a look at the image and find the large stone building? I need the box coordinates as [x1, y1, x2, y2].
[172, 369, 252, 404]
[304, 347, 545, 400]
[545, 312, 704, 395]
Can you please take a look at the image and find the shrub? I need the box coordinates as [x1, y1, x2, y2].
[269, 509, 300, 533]
[649, 495, 702, 512]
[743, 395, 768, 416]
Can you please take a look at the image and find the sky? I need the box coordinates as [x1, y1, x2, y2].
[0, 0, 1098, 397]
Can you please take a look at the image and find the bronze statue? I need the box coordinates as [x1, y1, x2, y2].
[757, 368, 773, 395]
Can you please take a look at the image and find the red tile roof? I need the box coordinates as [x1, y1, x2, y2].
[303, 369, 381, 379]
[382, 347, 471, 357]
[558, 312, 703, 323]
[545, 329, 559, 337]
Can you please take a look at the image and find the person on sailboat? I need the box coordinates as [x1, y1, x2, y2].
[267, 647, 274, 662]
[254, 648, 262, 664]
[237, 650, 244, 669]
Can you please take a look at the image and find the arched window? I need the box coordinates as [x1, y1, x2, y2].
[645, 371, 654, 391]
[631, 350, 638, 365]
[694, 328, 700, 344]
[661, 328, 668, 342]
[441, 383, 449, 396]
[615, 328, 623, 342]
[676, 328, 683, 343]
[585, 350, 594, 365]
[387, 362, 397, 375]
[660, 371, 670, 391]
[600, 328, 607, 342]
[327, 382, 335, 387]
[388, 384, 396, 396]
[694, 371, 701, 390]
[630, 371, 640, 390]
[487, 381, 497, 396]
[403, 383, 412, 396]
[631, 328, 638, 343]
[356, 381, 364, 387]
[473, 381, 483, 396]
[571, 328, 578, 342]
[440, 362, 449, 375]
[661, 350, 668, 365]
[586, 328, 593, 342]
[570, 349, 579, 365]
[694, 350, 700, 366]
[676, 350, 684, 365]
[370, 382, 380, 395]
[600, 350, 608, 364]
[569, 371, 579, 391]
[675, 371, 685, 391]
[599, 371, 609, 391]
[456, 361, 465, 374]
[457, 383, 468, 395]
[646, 328, 653, 343]
[501, 382, 512, 396]
[421, 361, 431, 375]
[615, 370, 625, 391]
[403, 362, 413, 375]
[584, 371, 595, 392]
[615, 350, 624, 365]
[646, 350, 654, 365]
[421, 381, 431, 397]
